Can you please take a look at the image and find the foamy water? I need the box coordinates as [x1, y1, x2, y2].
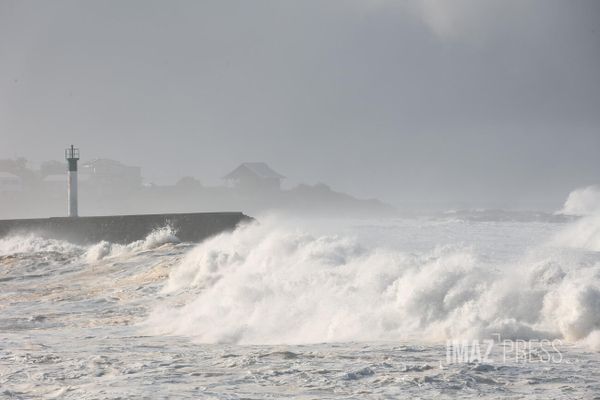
[2, 189, 600, 398]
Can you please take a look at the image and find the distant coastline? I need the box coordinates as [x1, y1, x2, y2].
[0, 158, 395, 219]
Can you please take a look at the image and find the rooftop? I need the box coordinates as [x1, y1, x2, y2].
[0, 172, 20, 179]
[223, 162, 285, 180]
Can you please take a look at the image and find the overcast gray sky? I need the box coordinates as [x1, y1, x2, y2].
[1, 0, 599, 209]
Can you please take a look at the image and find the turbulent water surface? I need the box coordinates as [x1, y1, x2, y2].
[2, 205, 600, 398]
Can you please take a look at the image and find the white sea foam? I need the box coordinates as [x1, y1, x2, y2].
[0, 234, 82, 256]
[147, 214, 600, 346]
[0, 225, 179, 262]
[3, 193, 600, 397]
[559, 185, 600, 216]
[85, 225, 179, 261]
[553, 214, 600, 252]
[553, 185, 600, 251]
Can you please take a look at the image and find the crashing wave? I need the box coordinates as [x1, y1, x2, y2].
[86, 225, 180, 261]
[559, 185, 600, 216]
[146, 217, 600, 346]
[0, 234, 82, 257]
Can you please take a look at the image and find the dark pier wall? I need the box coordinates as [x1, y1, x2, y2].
[0, 212, 251, 244]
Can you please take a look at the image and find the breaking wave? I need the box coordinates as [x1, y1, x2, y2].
[554, 185, 600, 252]
[0, 234, 82, 257]
[86, 225, 179, 261]
[0, 225, 179, 261]
[559, 185, 600, 216]
[553, 214, 600, 252]
[3, 189, 600, 349]
[147, 213, 600, 346]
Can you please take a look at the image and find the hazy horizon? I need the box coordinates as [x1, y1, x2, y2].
[1, 0, 599, 210]
[3, 3, 600, 397]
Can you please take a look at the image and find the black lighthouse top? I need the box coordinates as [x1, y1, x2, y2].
[65, 145, 80, 171]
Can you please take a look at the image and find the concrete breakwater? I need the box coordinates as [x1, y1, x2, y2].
[0, 212, 251, 244]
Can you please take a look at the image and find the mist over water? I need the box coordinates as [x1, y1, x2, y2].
[2, 1, 599, 396]
[145, 202, 600, 347]
[2, 187, 600, 398]
[560, 185, 600, 216]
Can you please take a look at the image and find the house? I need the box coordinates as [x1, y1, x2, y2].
[43, 173, 91, 194]
[223, 162, 285, 191]
[81, 159, 142, 189]
[0, 172, 22, 192]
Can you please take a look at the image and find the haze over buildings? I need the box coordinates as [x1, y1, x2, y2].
[2, 3, 600, 398]
[1, 0, 599, 211]
[0, 155, 393, 218]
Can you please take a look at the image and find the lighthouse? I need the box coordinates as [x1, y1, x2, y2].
[65, 145, 80, 217]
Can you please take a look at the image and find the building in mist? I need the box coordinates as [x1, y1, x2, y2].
[223, 162, 285, 192]
[0, 172, 22, 193]
[42, 172, 91, 195]
[0, 154, 395, 219]
[0, 158, 36, 189]
[81, 158, 142, 191]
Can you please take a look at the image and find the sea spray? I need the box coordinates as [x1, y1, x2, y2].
[553, 214, 600, 251]
[0, 234, 83, 256]
[559, 185, 600, 216]
[145, 193, 600, 346]
[144, 224, 587, 344]
[0, 225, 179, 262]
[86, 225, 180, 261]
[553, 185, 600, 251]
[3, 192, 600, 398]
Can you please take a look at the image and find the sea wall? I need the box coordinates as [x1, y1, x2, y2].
[0, 212, 251, 244]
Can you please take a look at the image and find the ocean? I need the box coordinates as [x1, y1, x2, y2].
[2, 199, 600, 398]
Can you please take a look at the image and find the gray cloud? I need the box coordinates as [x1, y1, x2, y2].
[1, 0, 599, 209]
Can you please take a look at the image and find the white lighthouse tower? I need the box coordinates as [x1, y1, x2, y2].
[65, 145, 80, 217]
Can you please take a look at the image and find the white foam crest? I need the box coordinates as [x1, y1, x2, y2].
[553, 185, 600, 251]
[0, 234, 82, 256]
[559, 185, 600, 216]
[85, 241, 114, 262]
[553, 214, 600, 252]
[146, 221, 600, 346]
[582, 330, 600, 351]
[85, 226, 179, 262]
[542, 264, 600, 341]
